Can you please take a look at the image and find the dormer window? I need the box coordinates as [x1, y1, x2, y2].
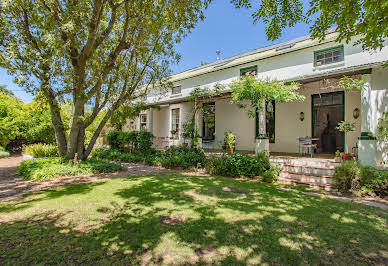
[172, 86, 181, 95]
[240, 66, 257, 77]
[314, 45, 344, 66]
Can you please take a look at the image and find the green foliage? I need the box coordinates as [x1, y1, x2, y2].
[224, 132, 236, 149]
[24, 144, 59, 158]
[18, 158, 123, 181]
[93, 146, 205, 170]
[333, 160, 362, 192]
[0, 0, 210, 160]
[106, 130, 154, 152]
[205, 151, 280, 182]
[336, 121, 355, 133]
[0, 93, 26, 148]
[0, 151, 10, 158]
[231, 0, 388, 51]
[0, 92, 57, 150]
[109, 103, 148, 131]
[338, 76, 366, 92]
[333, 161, 388, 196]
[0, 85, 14, 97]
[231, 76, 305, 117]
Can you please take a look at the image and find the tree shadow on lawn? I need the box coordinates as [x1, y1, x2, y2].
[0, 173, 387, 265]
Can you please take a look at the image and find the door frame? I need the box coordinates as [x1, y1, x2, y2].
[311, 91, 345, 152]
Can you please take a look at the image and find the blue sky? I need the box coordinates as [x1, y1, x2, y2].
[1, 0, 311, 103]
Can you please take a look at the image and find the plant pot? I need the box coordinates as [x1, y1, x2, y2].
[340, 152, 353, 161]
[226, 147, 234, 153]
[334, 157, 342, 163]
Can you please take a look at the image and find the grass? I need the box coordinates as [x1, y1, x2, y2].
[0, 172, 387, 265]
[18, 158, 123, 180]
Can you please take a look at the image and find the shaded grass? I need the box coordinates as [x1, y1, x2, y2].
[0, 172, 387, 265]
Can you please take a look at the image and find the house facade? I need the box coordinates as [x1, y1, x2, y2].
[134, 32, 388, 166]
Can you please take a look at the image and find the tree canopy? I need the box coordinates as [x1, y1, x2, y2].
[231, 0, 388, 51]
[0, 0, 210, 159]
[231, 76, 305, 118]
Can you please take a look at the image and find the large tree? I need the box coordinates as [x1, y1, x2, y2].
[231, 0, 388, 51]
[0, 0, 209, 160]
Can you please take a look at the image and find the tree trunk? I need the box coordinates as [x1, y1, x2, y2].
[82, 108, 114, 159]
[41, 82, 67, 156]
[66, 97, 85, 160]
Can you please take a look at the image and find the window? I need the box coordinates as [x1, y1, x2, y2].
[171, 108, 180, 138]
[172, 86, 181, 95]
[314, 46, 344, 66]
[140, 114, 147, 130]
[202, 102, 215, 140]
[256, 100, 275, 143]
[240, 66, 257, 77]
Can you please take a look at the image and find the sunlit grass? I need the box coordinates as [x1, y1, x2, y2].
[0, 172, 387, 264]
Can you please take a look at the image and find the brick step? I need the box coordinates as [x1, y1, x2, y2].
[279, 171, 333, 184]
[282, 164, 335, 176]
[270, 158, 340, 169]
[277, 177, 336, 192]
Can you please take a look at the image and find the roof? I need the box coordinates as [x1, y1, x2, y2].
[170, 29, 339, 82]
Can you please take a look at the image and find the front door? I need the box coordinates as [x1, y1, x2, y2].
[312, 91, 345, 153]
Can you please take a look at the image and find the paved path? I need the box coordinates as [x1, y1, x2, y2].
[0, 156, 167, 202]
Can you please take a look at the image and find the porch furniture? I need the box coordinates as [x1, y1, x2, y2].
[298, 137, 318, 158]
[202, 139, 215, 151]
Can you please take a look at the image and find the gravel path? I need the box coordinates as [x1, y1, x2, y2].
[0, 156, 167, 202]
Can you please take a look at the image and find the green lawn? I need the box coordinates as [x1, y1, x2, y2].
[0, 172, 387, 265]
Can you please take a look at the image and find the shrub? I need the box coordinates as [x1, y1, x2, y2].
[205, 151, 280, 181]
[333, 160, 362, 192]
[18, 158, 123, 180]
[360, 166, 388, 196]
[106, 130, 153, 151]
[93, 146, 205, 169]
[24, 143, 59, 158]
[0, 150, 10, 158]
[333, 161, 388, 196]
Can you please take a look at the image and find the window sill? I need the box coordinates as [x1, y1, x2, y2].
[170, 93, 182, 98]
[313, 62, 345, 71]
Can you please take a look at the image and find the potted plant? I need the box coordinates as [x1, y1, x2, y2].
[170, 129, 177, 140]
[334, 150, 342, 162]
[224, 131, 236, 153]
[336, 121, 355, 160]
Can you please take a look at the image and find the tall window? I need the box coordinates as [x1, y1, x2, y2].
[140, 114, 147, 130]
[314, 45, 344, 66]
[240, 66, 257, 77]
[172, 86, 181, 95]
[171, 108, 180, 138]
[256, 100, 275, 143]
[202, 102, 215, 140]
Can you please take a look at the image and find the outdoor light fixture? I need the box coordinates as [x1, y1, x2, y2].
[353, 108, 360, 119]
[299, 112, 305, 121]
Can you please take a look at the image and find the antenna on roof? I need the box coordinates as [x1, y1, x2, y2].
[216, 50, 221, 61]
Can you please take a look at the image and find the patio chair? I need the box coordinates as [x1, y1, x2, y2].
[298, 137, 317, 158]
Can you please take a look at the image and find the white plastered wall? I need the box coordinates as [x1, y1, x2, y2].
[370, 67, 388, 164]
[270, 81, 361, 153]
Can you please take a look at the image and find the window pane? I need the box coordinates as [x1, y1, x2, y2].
[315, 46, 343, 66]
[202, 102, 215, 140]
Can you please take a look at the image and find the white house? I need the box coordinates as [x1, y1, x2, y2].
[134, 31, 388, 167]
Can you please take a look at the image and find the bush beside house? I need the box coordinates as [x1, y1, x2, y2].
[205, 152, 281, 182]
[333, 160, 388, 196]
